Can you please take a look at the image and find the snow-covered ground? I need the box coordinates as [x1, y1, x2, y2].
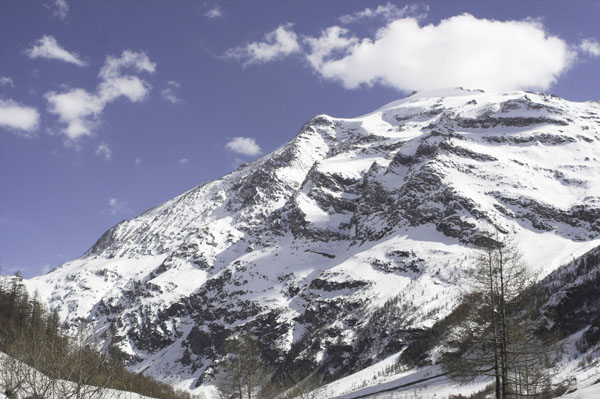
[306, 345, 600, 399]
[0, 352, 154, 399]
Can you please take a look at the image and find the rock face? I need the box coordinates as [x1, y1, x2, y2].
[26, 88, 600, 393]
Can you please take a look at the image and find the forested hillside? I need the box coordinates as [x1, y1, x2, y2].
[0, 274, 194, 399]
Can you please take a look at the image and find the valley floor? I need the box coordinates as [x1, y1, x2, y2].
[306, 339, 600, 399]
[2, 340, 599, 399]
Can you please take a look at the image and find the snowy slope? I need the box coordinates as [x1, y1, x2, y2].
[26, 88, 600, 393]
[300, 244, 600, 399]
[0, 352, 154, 399]
[302, 350, 600, 399]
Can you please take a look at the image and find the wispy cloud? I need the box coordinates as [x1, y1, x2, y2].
[338, 2, 428, 24]
[0, 99, 40, 135]
[95, 141, 112, 161]
[205, 5, 223, 19]
[135, 157, 142, 166]
[225, 137, 262, 156]
[161, 80, 182, 104]
[98, 50, 156, 80]
[45, 50, 156, 141]
[224, 23, 300, 65]
[51, 0, 69, 21]
[0, 77, 14, 87]
[25, 35, 87, 66]
[178, 158, 189, 165]
[578, 38, 600, 57]
[108, 198, 128, 216]
[304, 26, 359, 74]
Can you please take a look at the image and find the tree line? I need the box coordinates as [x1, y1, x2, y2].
[0, 273, 194, 399]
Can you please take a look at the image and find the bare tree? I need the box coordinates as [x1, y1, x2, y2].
[22, 326, 58, 399]
[0, 350, 28, 399]
[54, 323, 117, 399]
[442, 229, 557, 399]
[217, 333, 271, 399]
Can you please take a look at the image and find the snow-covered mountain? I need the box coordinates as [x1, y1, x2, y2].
[26, 88, 600, 394]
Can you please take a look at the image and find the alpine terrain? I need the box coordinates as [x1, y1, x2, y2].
[26, 88, 600, 397]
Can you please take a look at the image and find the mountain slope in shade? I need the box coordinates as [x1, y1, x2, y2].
[26, 88, 600, 394]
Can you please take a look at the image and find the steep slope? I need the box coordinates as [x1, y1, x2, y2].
[321, 244, 600, 399]
[0, 352, 155, 399]
[26, 88, 600, 393]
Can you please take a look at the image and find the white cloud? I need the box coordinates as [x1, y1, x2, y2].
[135, 157, 142, 166]
[45, 50, 156, 141]
[228, 14, 576, 93]
[52, 0, 69, 20]
[225, 137, 262, 156]
[579, 38, 600, 57]
[108, 198, 127, 216]
[205, 5, 223, 19]
[45, 89, 102, 138]
[0, 99, 40, 134]
[41, 264, 51, 274]
[161, 80, 182, 104]
[95, 141, 112, 161]
[0, 77, 14, 87]
[98, 50, 156, 80]
[305, 26, 359, 72]
[304, 14, 575, 92]
[24, 35, 87, 67]
[225, 23, 301, 65]
[178, 158, 189, 165]
[339, 2, 428, 24]
[97, 75, 151, 103]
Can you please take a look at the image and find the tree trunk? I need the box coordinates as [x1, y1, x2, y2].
[498, 247, 509, 399]
[487, 246, 502, 399]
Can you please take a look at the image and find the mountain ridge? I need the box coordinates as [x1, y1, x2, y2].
[26, 88, 600, 395]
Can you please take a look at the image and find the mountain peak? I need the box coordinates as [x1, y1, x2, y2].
[372, 87, 485, 113]
[26, 91, 600, 394]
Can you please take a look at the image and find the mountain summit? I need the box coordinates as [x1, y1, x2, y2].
[27, 89, 600, 393]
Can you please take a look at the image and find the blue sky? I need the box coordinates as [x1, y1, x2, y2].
[1, 0, 599, 277]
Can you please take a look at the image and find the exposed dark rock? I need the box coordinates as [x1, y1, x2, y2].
[456, 116, 568, 129]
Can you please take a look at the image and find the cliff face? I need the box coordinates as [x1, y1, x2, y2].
[27, 88, 600, 392]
